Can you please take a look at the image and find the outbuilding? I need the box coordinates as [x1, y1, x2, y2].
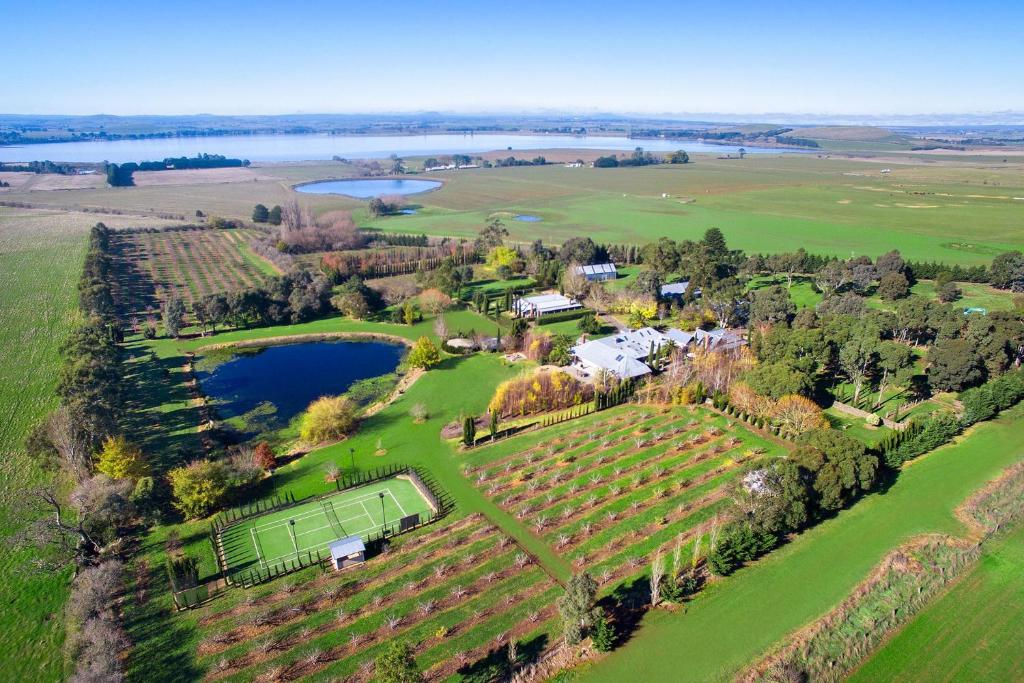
[512, 293, 582, 318]
[574, 263, 618, 282]
[328, 536, 366, 570]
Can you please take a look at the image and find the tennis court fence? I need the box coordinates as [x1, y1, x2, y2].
[207, 464, 453, 592]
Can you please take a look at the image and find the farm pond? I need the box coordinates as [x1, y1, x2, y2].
[295, 178, 441, 198]
[197, 339, 405, 430]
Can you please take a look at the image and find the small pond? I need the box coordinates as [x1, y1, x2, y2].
[197, 340, 405, 429]
[295, 178, 442, 198]
[514, 214, 543, 222]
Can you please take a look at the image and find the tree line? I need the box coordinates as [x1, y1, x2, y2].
[106, 154, 250, 186]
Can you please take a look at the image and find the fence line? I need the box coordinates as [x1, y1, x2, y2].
[201, 463, 453, 596]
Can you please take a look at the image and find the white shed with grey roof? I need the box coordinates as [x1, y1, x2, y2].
[328, 535, 366, 570]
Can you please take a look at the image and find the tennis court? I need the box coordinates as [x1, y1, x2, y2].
[218, 477, 435, 573]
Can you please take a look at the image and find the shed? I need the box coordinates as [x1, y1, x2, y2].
[660, 281, 692, 299]
[512, 293, 582, 318]
[575, 263, 618, 282]
[328, 535, 366, 570]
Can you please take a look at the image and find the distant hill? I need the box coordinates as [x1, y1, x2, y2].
[791, 125, 907, 142]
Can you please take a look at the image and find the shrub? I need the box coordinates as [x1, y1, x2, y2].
[591, 612, 616, 652]
[299, 396, 357, 444]
[407, 336, 441, 369]
[168, 460, 230, 519]
[410, 403, 429, 423]
[707, 522, 777, 576]
[865, 412, 882, 427]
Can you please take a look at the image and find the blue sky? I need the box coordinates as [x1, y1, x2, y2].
[5, 0, 1023, 116]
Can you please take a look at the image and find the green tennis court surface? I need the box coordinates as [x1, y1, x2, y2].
[219, 477, 434, 573]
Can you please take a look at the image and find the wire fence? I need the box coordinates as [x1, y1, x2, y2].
[201, 464, 453, 596]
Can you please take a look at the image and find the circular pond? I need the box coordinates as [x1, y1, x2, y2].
[295, 178, 441, 199]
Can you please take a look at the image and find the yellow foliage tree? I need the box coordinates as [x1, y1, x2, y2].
[407, 336, 442, 369]
[95, 435, 149, 480]
[487, 246, 518, 268]
[299, 395, 358, 444]
[772, 394, 827, 435]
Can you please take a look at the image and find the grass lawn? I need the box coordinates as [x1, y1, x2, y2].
[219, 477, 435, 574]
[746, 274, 823, 309]
[572, 405, 1024, 683]
[867, 279, 1020, 313]
[849, 523, 1024, 682]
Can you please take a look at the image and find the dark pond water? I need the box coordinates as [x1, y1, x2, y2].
[197, 340, 404, 426]
[295, 178, 442, 198]
[514, 214, 543, 222]
[0, 133, 804, 163]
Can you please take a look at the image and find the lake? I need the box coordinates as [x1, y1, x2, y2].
[0, 133, 800, 163]
[197, 340, 404, 428]
[295, 178, 442, 198]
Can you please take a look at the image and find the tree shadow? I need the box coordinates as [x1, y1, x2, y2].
[458, 633, 549, 683]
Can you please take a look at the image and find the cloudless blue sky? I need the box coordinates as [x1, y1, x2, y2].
[5, 0, 1023, 116]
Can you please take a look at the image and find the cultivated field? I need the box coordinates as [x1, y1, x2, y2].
[576, 407, 1024, 683]
[111, 226, 276, 314]
[182, 513, 562, 682]
[466, 405, 785, 583]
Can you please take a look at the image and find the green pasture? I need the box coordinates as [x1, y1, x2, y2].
[573, 406, 1024, 683]
[849, 523, 1024, 682]
[219, 477, 434, 574]
[0, 207, 190, 682]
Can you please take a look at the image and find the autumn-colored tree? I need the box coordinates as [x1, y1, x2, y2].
[728, 381, 777, 418]
[253, 442, 276, 471]
[486, 246, 519, 269]
[95, 435, 149, 480]
[299, 396, 358, 444]
[489, 369, 593, 418]
[418, 288, 452, 315]
[407, 336, 441, 369]
[168, 459, 229, 519]
[772, 395, 828, 435]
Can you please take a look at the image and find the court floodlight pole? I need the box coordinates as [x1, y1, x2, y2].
[379, 492, 386, 531]
[289, 519, 299, 560]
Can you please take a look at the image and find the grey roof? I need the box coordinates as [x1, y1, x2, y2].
[594, 327, 673, 359]
[665, 328, 696, 346]
[575, 263, 617, 276]
[660, 281, 691, 296]
[328, 535, 366, 561]
[572, 339, 653, 379]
